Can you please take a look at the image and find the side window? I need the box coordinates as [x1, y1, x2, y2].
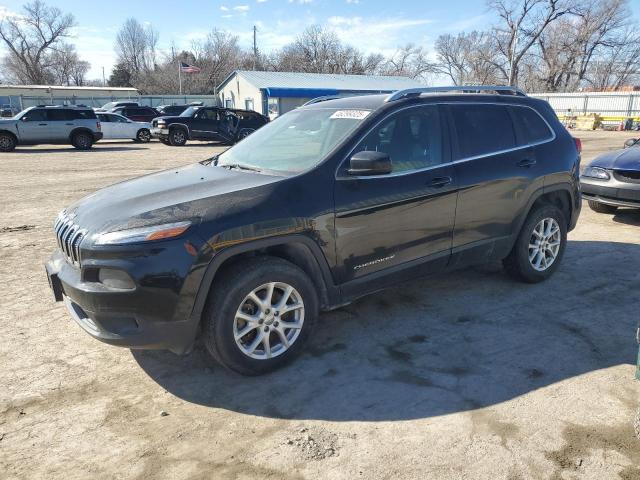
[71, 109, 97, 120]
[451, 104, 516, 159]
[97, 114, 108, 122]
[353, 105, 443, 173]
[512, 106, 553, 145]
[111, 115, 127, 123]
[22, 109, 47, 122]
[46, 109, 72, 121]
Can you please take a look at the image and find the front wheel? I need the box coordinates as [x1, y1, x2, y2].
[235, 128, 255, 143]
[588, 200, 617, 214]
[168, 128, 187, 146]
[503, 205, 567, 283]
[203, 257, 318, 375]
[136, 128, 151, 143]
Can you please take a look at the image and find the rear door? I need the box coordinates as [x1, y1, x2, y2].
[447, 102, 543, 263]
[334, 104, 458, 286]
[97, 114, 114, 138]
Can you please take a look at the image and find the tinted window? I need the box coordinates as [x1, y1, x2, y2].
[110, 114, 128, 123]
[512, 106, 553, 144]
[71, 109, 97, 120]
[46, 109, 72, 121]
[97, 114, 109, 122]
[197, 109, 219, 120]
[22, 109, 47, 121]
[451, 104, 516, 159]
[354, 105, 443, 173]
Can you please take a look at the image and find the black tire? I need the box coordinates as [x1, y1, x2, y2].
[168, 128, 187, 146]
[203, 256, 318, 375]
[135, 128, 151, 143]
[503, 204, 568, 283]
[0, 132, 17, 152]
[71, 131, 93, 150]
[588, 200, 618, 214]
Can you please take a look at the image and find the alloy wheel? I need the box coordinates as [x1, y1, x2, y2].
[233, 282, 305, 360]
[528, 217, 561, 271]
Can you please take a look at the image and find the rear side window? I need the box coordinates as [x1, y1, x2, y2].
[451, 104, 516, 159]
[511, 106, 553, 145]
[71, 109, 96, 120]
[46, 109, 72, 121]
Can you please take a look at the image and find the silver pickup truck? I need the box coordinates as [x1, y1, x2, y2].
[0, 105, 103, 152]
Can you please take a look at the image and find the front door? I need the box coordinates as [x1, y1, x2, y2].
[191, 108, 219, 139]
[17, 109, 49, 142]
[334, 104, 458, 288]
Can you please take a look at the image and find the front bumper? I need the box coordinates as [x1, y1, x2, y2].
[93, 132, 104, 141]
[581, 174, 640, 208]
[151, 127, 169, 138]
[45, 249, 201, 354]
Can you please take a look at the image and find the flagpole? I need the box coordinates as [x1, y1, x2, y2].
[178, 61, 183, 95]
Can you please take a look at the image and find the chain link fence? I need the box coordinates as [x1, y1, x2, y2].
[0, 94, 221, 111]
[529, 91, 640, 120]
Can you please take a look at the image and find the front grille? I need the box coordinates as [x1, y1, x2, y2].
[614, 170, 640, 184]
[54, 211, 86, 266]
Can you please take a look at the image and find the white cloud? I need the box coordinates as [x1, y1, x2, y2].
[346, 0, 360, 3]
[220, 5, 229, 11]
[257, 0, 268, 3]
[288, 0, 313, 4]
[326, 16, 432, 52]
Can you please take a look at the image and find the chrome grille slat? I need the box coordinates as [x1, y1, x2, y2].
[53, 211, 85, 267]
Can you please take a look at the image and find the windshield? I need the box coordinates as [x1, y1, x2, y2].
[180, 106, 199, 117]
[101, 102, 116, 110]
[217, 108, 370, 174]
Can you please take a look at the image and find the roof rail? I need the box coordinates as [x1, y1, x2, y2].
[302, 95, 343, 106]
[385, 85, 527, 102]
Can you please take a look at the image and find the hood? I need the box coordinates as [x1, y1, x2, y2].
[65, 163, 282, 235]
[590, 147, 640, 171]
[155, 115, 183, 122]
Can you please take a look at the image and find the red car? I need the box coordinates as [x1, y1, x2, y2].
[112, 106, 160, 123]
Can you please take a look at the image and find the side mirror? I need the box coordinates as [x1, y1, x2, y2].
[624, 138, 638, 148]
[348, 151, 392, 176]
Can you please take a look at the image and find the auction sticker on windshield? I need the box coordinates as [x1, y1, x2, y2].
[330, 110, 370, 120]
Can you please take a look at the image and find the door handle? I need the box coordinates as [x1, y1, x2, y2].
[65, 123, 74, 125]
[38, 123, 48, 126]
[428, 176, 452, 188]
[517, 158, 537, 168]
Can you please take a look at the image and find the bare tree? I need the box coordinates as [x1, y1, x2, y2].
[488, 0, 577, 86]
[435, 31, 502, 85]
[380, 44, 436, 81]
[114, 18, 158, 85]
[0, 0, 76, 84]
[49, 43, 89, 86]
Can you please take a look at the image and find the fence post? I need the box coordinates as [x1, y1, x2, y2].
[627, 93, 634, 118]
[583, 95, 588, 115]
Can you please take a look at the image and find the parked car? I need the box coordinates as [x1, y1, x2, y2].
[96, 112, 152, 142]
[0, 105, 102, 152]
[112, 106, 160, 123]
[151, 106, 268, 146]
[581, 143, 640, 213]
[46, 86, 581, 375]
[1, 104, 19, 118]
[98, 101, 139, 111]
[155, 104, 190, 116]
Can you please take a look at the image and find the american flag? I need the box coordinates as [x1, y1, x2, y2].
[180, 61, 201, 73]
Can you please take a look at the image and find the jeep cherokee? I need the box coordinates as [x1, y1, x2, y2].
[0, 105, 103, 152]
[45, 86, 581, 375]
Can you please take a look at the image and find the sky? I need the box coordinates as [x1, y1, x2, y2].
[1, 0, 639, 80]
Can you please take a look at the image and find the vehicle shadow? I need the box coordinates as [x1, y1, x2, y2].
[133, 240, 638, 421]
[612, 210, 640, 226]
[15, 146, 148, 153]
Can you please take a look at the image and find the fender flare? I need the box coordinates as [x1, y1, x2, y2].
[68, 127, 94, 142]
[513, 182, 575, 240]
[190, 234, 339, 320]
[0, 129, 17, 141]
[167, 122, 191, 138]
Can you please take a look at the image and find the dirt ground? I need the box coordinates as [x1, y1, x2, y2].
[1, 131, 639, 480]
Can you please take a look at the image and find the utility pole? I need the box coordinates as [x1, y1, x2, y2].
[253, 25, 258, 70]
[102, 67, 106, 87]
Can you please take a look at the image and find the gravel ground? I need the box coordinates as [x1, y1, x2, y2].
[0, 132, 639, 480]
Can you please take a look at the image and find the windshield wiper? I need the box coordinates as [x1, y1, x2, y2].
[220, 163, 262, 173]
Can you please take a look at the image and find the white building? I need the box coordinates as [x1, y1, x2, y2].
[217, 70, 424, 118]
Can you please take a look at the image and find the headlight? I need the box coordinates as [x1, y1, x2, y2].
[582, 166, 610, 180]
[94, 221, 191, 245]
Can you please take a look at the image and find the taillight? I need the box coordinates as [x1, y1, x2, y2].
[96, 121, 101, 131]
[573, 137, 582, 154]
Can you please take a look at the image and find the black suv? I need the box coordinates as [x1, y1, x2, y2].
[151, 106, 268, 146]
[46, 86, 581, 375]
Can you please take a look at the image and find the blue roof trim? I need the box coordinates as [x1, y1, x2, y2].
[263, 87, 340, 98]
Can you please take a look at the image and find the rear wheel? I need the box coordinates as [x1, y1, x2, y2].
[71, 131, 93, 150]
[0, 132, 17, 152]
[203, 257, 318, 375]
[135, 128, 151, 143]
[588, 200, 618, 214]
[168, 128, 187, 146]
[503, 205, 567, 283]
